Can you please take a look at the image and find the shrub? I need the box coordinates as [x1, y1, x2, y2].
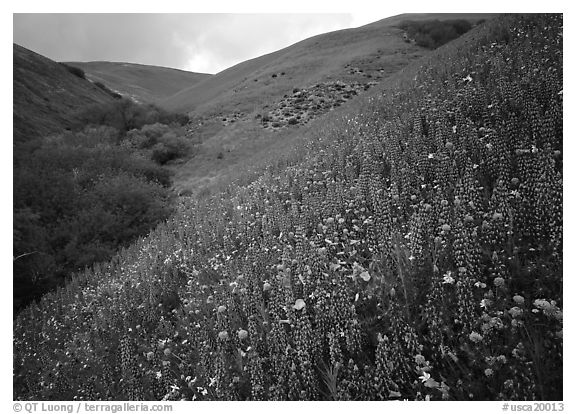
[399, 19, 473, 49]
[76, 99, 189, 135]
[62, 64, 85, 79]
[13, 125, 174, 310]
[150, 132, 189, 164]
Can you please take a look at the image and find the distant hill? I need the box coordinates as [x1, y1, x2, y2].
[66, 61, 211, 104]
[161, 13, 497, 195]
[13, 44, 116, 142]
[161, 13, 495, 116]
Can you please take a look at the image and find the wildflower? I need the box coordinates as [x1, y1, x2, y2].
[164, 348, 172, 356]
[419, 372, 431, 383]
[263, 282, 272, 292]
[441, 224, 451, 232]
[217, 305, 227, 313]
[469, 332, 483, 343]
[443, 272, 455, 284]
[293, 299, 306, 310]
[493, 277, 505, 288]
[513, 295, 525, 305]
[414, 354, 426, 365]
[146, 351, 154, 361]
[218, 330, 229, 341]
[511, 319, 523, 328]
[484, 368, 494, 377]
[533, 299, 551, 310]
[508, 307, 523, 318]
[359, 271, 371, 281]
[238, 329, 248, 340]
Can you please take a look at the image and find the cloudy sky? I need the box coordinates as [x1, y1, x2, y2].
[13, 13, 391, 74]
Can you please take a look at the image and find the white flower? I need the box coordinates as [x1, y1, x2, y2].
[419, 372, 431, 383]
[513, 295, 525, 305]
[469, 331, 483, 343]
[442, 272, 455, 284]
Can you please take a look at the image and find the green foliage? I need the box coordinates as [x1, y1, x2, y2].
[400, 19, 473, 49]
[14, 14, 562, 402]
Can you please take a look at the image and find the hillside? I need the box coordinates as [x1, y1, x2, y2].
[161, 13, 497, 196]
[162, 13, 494, 116]
[13, 44, 116, 143]
[66, 61, 211, 104]
[14, 14, 562, 402]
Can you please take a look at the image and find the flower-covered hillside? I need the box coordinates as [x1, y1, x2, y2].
[14, 14, 562, 401]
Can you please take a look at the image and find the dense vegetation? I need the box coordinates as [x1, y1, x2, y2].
[61, 63, 86, 80]
[399, 19, 475, 49]
[14, 14, 562, 401]
[14, 100, 193, 311]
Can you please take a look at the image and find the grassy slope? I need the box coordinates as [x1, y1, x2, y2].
[14, 14, 562, 401]
[166, 13, 498, 196]
[66, 61, 211, 104]
[162, 13, 495, 116]
[13, 44, 115, 143]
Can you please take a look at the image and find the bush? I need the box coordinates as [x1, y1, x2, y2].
[150, 133, 189, 164]
[126, 123, 171, 149]
[13, 125, 174, 310]
[62, 64, 85, 79]
[75, 99, 189, 135]
[399, 19, 473, 49]
[92, 81, 122, 99]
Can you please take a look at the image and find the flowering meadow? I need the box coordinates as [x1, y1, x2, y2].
[14, 14, 562, 401]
